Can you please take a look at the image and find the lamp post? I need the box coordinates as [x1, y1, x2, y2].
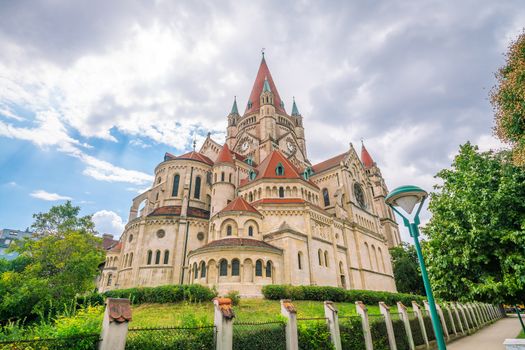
[386, 185, 447, 350]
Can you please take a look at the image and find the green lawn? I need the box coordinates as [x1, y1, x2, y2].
[518, 330, 525, 339]
[130, 299, 406, 327]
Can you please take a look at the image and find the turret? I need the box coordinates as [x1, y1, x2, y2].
[226, 97, 239, 147]
[291, 97, 307, 158]
[210, 144, 236, 216]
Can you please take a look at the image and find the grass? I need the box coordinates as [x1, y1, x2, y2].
[130, 299, 407, 327]
[518, 330, 525, 339]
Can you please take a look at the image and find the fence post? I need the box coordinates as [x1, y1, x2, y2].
[324, 301, 342, 350]
[379, 302, 397, 350]
[445, 304, 457, 336]
[397, 302, 415, 350]
[468, 303, 480, 327]
[99, 298, 132, 350]
[477, 303, 485, 324]
[451, 303, 464, 334]
[458, 304, 470, 333]
[425, 300, 449, 340]
[356, 301, 373, 350]
[411, 301, 429, 348]
[281, 299, 298, 350]
[213, 297, 235, 350]
[474, 303, 484, 325]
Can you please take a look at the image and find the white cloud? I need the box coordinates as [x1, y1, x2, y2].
[30, 190, 72, 201]
[92, 210, 126, 236]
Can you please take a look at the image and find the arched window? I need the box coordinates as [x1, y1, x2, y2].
[164, 250, 170, 264]
[266, 261, 272, 277]
[275, 162, 284, 176]
[107, 274, 113, 286]
[232, 259, 240, 276]
[298, 252, 303, 270]
[323, 188, 330, 206]
[214, 173, 217, 183]
[124, 254, 128, 267]
[248, 226, 254, 237]
[378, 247, 385, 273]
[372, 245, 379, 271]
[194, 176, 201, 199]
[200, 261, 206, 278]
[249, 170, 256, 180]
[226, 225, 232, 236]
[339, 261, 344, 274]
[229, 173, 232, 183]
[324, 251, 329, 267]
[155, 250, 161, 264]
[279, 187, 285, 198]
[221, 172, 225, 182]
[364, 243, 372, 269]
[219, 259, 228, 276]
[172, 174, 180, 197]
[318, 249, 323, 266]
[255, 260, 263, 276]
[147, 250, 152, 265]
[249, 192, 253, 202]
[128, 253, 133, 267]
[193, 263, 198, 280]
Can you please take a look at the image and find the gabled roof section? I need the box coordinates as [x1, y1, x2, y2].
[215, 143, 235, 165]
[254, 150, 302, 180]
[311, 152, 348, 174]
[245, 56, 286, 115]
[219, 197, 261, 215]
[176, 151, 214, 165]
[361, 143, 375, 168]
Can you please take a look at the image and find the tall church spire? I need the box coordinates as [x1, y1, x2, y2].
[230, 96, 239, 115]
[291, 97, 300, 116]
[361, 141, 375, 168]
[244, 54, 286, 115]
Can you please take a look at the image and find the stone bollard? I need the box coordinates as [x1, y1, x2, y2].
[425, 301, 449, 340]
[356, 301, 373, 350]
[324, 301, 342, 350]
[99, 298, 132, 350]
[213, 297, 235, 350]
[451, 303, 464, 334]
[281, 299, 298, 350]
[397, 302, 415, 350]
[379, 302, 397, 350]
[411, 301, 429, 348]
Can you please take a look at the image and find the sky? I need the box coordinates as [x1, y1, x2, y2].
[0, 0, 523, 241]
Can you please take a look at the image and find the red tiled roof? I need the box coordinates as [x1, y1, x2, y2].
[216, 144, 234, 164]
[177, 151, 214, 165]
[219, 197, 261, 215]
[252, 198, 306, 206]
[109, 242, 122, 253]
[254, 150, 302, 180]
[244, 57, 286, 115]
[311, 152, 348, 174]
[196, 238, 281, 252]
[102, 234, 119, 250]
[361, 144, 375, 168]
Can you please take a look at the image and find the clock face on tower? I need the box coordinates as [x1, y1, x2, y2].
[286, 140, 296, 153]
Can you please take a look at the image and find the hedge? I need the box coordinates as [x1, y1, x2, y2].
[339, 316, 365, 350]
[422, 316, 436, 341]
[76, 284, 217, 307]
[297, 320, 333, 350]
[125, 327, 215, 350]
[409, 317, 425, 346]
[391, 318, 409, 350]
[262, 285, 425, 305]
[369, 317, 389, 350]
[233, 322, 286, 350]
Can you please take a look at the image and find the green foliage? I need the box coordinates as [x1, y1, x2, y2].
[390, 243, 425, 295]
[104, 284, 217, 305]
[262, 285, 425, 306]
[0, 255, 31, 274]
[369, 318, 389, 350]
[339, 317, 366, 350]
[391, 318, 409, 350]
[422, 316, 436, 341]
[491, 30, 525, 165]
[424, 143, 525, 304]
[233, 322, 286, 350]
[297, 321, 333, 350]
[31, 200, 96, 236]
[226, 290, 241, 306]
[409, 317, 425, 346]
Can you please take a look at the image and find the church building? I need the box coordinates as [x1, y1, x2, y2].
[98, 54, 402, 296]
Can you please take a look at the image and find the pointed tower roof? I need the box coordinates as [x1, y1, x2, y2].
[230, 96, 239, 115]
[219, 196, 261, 215]
[216, 143, 235, 165]
[245, 56, 286, 115]
[262, 76, 271, 92]
[254, 150, 302, 180]
[361, 142, 375, 168]
[291, 97, 300, 116]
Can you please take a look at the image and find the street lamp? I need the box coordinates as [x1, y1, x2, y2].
[386, 185, 447, 350]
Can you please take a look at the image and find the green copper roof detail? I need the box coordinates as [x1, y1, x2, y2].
[230, 96, 239, 115]
[291, 97, 300, 116]
[262, 76, 271, 93]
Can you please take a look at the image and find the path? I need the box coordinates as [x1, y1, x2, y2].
[448, 316, 522, 350]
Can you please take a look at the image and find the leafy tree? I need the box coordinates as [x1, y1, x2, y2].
[390, 243, 425, 295]
[491, 30, 525, 165]
[0, 202, 104, 321]
[31, 200, 95, 236]
[424, 143, 525, 304]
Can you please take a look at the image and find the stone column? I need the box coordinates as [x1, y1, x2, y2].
[213, 297, 235, 350]
[324, 301, 342, 350]
[397, 302, 415, 350]
[356, 301, 373, 350]
[379, 302, 397, 350]
[451, 303, 464, 334]
[411, 301, 429, 348]
[281, 299, 298, 350]
[99, 298, 132, 350]
[425, 301, 449, 340]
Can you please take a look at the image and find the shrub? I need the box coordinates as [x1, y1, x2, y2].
[409, 317, 425, 346]
[422, 316, 436, 341]
[233, 321, 286, 350]
[369, 317, 389, 350]
[226, 291, 241, 306]
[391, 318, 409, 350]
[102, 284, 216, 305]
[339, 316, 365, 350]
[76, 293, 104, 307]
[262, 285, 425, 305]
[297, 321, 333, 350]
